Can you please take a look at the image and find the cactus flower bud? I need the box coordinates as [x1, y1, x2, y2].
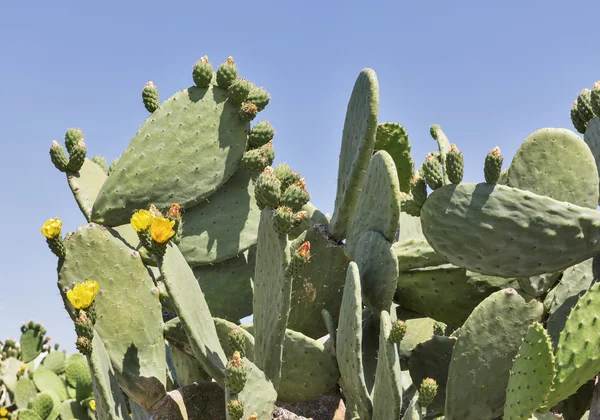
[142, 81, 160, 113]
[192, 56, 214, 88]
[239, 102, 258, 122]
[216, 56, 238, 89]
[484, 146, 503, 184]
[422, 153, 444, 190]
[390, 320, 407, 344]
[419, 378, 438, 407]
[225, 351, 247, 393]
[228, 328, 246, 358]
[226, 399, 244, 420]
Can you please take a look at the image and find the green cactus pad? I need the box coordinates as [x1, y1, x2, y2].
[498, 167, 509, 184]
[408, 335, 456, 411]
[329, 69, 379, 240]
[32, 367, 68, 401]
[374, 122, 414, 193]
[191, 247, 255, 322]
[57, 223, 167, 410]
[60, 399, 92, 420]
[20, 328, 44, 364]
[354, 230, 398, 313]
[401, 393, 423, 420]
[253, 208, 293, 390]
[445, 288, 544, 420]
[518, 272, 561, 298]
[66, 158, 107, 222]
[0, 357, 22, 393]
[91, 85, 250, 226]
[86, 331, 129, 419]
[178, 170, 260, 266]
[235, 358, 277, 419]
[42, 350, 66, 374]
[504, 322, 555, 420]
[31, 391, 58, 420]
[287, 202, 329, 240]
[65, 354, 93, 402]
[345, 151, 401, 260]
[395, 265, 518, 327]
[336, 262, 372, 419]
[15, 376, 38, 409]
[506, 128, 599, 208]
[545, 282, 600, 407]
[371, 311, 403, 420]
[286, 226, 348, 339]
[169, 345, 212, 386]
[148, 383, 226, 420]
[577, 89, 595, 123]
[420, 182, 600, 277]
[393, 237, 447, 272]
[429, 124, 452, 184]
[553, 379, 595, 420]
[545, 258, 597, 346]
[16, 409, 43, 420]
[159, 243, 228, 385]
[584, 118, 600, 204]
[395, 311, 436, 361]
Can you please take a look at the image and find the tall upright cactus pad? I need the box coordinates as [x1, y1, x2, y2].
[345, 150, 401, 260]
[91, 85, 250, 226]
[354, 231, 399, 313]
[545, 258, 598, 346]
[506, 128, 599, 208]
[20, 324, 45, 363]
[329, 69, 379, 240]
[374, 122, 414, 193]
[371, 311, 403, 420]
[420, 183, 600, 277]
[159, 244, 228, 385]
[191, 247, 255, 322]
[544, 282, 600, 408]
[252, 208, 293, 390]
[67, 158, 108, 222]
[584, 118, 600, 204]
[178, 169, 261, 266]
[286, 226, 348, 339]
[57, 223, 167, 410]
[336, 262, 372, 419]
[445, 289, 543, 420]
[503, 322, 555, 420]
[395, 265, 519, 327]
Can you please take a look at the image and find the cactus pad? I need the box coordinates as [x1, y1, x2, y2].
[506, 128, 599, 208]
[393, 237, 447, 272]
[67, 158, 107, 222]
[345, 150, 401, 260]
[32, 367, 68, 401]
[65, 354, 92, 402]
[178, 170, 260, 266]
[57, 223, 167, 409]
[329, 69, 379, 240]
[335, 262, 372, 419]
[374, 122, 414, 193]
[15, 376, 38, 409]
[42, 350, 66, 375]
[584, 118, 600, 204]
[420, 182, 600, 277]
[445, 289, 543, 420]
[91, 85, 250, 226]
[504, 322, 555, 420]
[252, 208, 293, 390]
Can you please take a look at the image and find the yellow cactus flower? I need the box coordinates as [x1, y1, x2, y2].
[19, 365, 26, 372]
[0, 416, 7, 420]
[89, 400, 96, 411]
[66, 280, 100, 310]
[150, 217, 175, 244]
[41, 217, 62, 239]
[0, 407, 8, 417]
[130, 210, 153, 232]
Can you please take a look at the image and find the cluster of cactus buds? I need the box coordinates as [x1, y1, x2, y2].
[49, 128, 87, 173]
[130, 203, 180, 259]
[65, 280, 100, 355]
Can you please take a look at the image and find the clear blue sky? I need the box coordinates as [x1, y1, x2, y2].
[1, 1, 599, 352]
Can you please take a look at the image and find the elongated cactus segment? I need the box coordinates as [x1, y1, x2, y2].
[429, 124, 452, 184]
[345, 150, 401, 260]
[371, 311, 403, 420]
[329, 69, 379, 240]
[57, 223, 167, 411]
[252, 208, 293, 390]
[374, 122, 414, 193]
[517, 272, 561, 298]
[91, 85, 250, 226]
[178, 170, 261, 266]
[159, 244, 228, 385]
[420, 182, 600, 277]
[506, 128, 599, 208]
[67, 158, 108, 222]
[503, 322, 555, 420]
[445, 289, 543, 420]
[336, 262, 372, 420]
[584, 118, 600, 204]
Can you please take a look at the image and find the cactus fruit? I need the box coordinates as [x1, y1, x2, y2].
[239, 102, 258, 122]
[229, 329, 247, 358]
[445, 143, 464, 184]
[64, 128, 83, 154]
[272, 207, 306, 235]
[227, 399, 244, 420]
[410, 171, 427, 205]
[484, 146, 503, 184]
[216, 56, 238, 89]
[247, 86, 270, 111]
[591, 81, 600, 118]
[66, 140, 86, 173]
[142, 81, 160, 112]
[280, 179, 310, 212]
[421, 152, 443, 190]
[571, 99, 588, 134]
[399, 192, 422, 217]
[419, 378, 438, 408]
[576, 88, 595, 123]
[224, 352, 247, 394]
[255, 167, 282, 209]
[228, 78, 254, 104]
[241, 142, 275, 173]
[192, 56, 213, 88]
[49, 141, 68, 172]
[390, 320, 407, 344]
[248, 121, 275, 149]
[272, 163, 301, 192]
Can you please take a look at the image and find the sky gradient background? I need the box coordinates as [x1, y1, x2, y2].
[1, 1, 599, 352]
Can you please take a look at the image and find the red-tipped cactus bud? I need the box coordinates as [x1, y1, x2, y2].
[142, 81, 160, 113]
[247, 86, 270, 112]
[484, 146, 503, 184]
[419, 378, 438, 407]
[225, 351, 247, 394]
[422, 153, 443, 190]
[168, 203, 181, 219]
[239, 102, 258, 122]
[49, 141, 69, 172]
[445, 144, 464, 184]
